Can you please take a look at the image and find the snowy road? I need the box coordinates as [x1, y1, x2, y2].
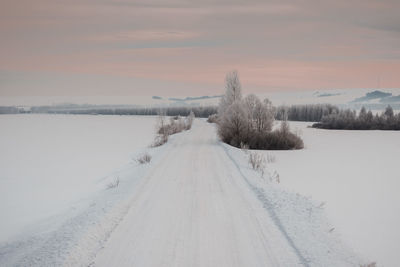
[93, 120, 303, 266]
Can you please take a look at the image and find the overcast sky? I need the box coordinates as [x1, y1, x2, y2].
[1, 0, 400, 103]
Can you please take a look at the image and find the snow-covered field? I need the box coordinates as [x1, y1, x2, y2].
[0, 114, 157, 243]
[264, 121, 400, 267]
[0, 114, 396, 266]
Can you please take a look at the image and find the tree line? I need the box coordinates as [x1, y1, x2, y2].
[313, 106, 400, 130]
[275, 104, 339, 122]
[0, 105, 217, 118]
[58, 106, 216, 118]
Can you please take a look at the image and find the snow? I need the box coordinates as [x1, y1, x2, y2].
[222, 143, 362, 267]
[92, 120, 361, 267]
[0, 115, 373, 266]
[262, 121, 400, 267]
[0, 114, 157, 243]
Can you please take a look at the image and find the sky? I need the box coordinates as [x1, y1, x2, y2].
[1, 0, 400, 104]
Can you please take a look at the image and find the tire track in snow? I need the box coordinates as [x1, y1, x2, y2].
[220, 143, 310, 266]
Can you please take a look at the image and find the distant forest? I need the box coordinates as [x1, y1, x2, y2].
[0, 105, 218, 118]
[0, 103, 340, 122]
[56, 106, 218, 118]
[313, 106, 400, 130]
[275, 104, 339, 122]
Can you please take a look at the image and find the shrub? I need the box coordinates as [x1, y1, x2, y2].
[240, 142, 249, 154]
[137, 153, 152, 164]
[266, 153, 276, 163]
[152, 112, 195, 147]
[106, 177, 119, 189]
[248, 152, 266, 176]
[185, 111, 195, 130]
[151, 134, 168, 147]
[267, 129, 304, 150]
[207, 114, 218, 123]
[270, 170, 280, 183]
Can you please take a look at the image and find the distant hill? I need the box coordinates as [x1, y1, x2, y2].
[380, 95, 400, 103]
[168, 95, 222, 102]
[317, 93, 341, 97]
[352, 90, 392, 102]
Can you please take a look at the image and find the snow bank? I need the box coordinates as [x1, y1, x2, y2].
[221, 143, 364, 266]
[261, 121, 400, 267]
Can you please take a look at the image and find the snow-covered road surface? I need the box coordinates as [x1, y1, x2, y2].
[93, 120, 303, 266]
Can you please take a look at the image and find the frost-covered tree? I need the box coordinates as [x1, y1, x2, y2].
[359, 106, 367, 120]
[384, 105, 394, 118]
[216, 71, 303, 149]
[185, 111, 195, 130]
[225, 70, 242, 104]
[218, 102, 248, 147]
[218, 70, 242, 116]
[243, 95, 274, 134]
[243, 94, 259, 120]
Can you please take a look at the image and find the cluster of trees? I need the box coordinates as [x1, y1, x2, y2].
[313, 106, 400, 130]
[275, 104, 339, 122]
[216, 71, 304, 150]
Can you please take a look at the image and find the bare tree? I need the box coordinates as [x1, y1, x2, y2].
[225, 70, 242, 104]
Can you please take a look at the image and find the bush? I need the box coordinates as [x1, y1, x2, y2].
[240, 142, 249, 153]
[265, 153, 276, 163]
[244, 130, 303, 150]
[137, 153, 152, 164]
[207, 114, 218, 123]
[106, 177, 120, 189]
[271, 170, 280, 183]
[249, 152, 265, 170]
[267, 130, 304, 150]
[248, 152, 266, 176]
[185, 111, 195, 130]
[151, 134, 168, 147]
[152, 112, 195, 147]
